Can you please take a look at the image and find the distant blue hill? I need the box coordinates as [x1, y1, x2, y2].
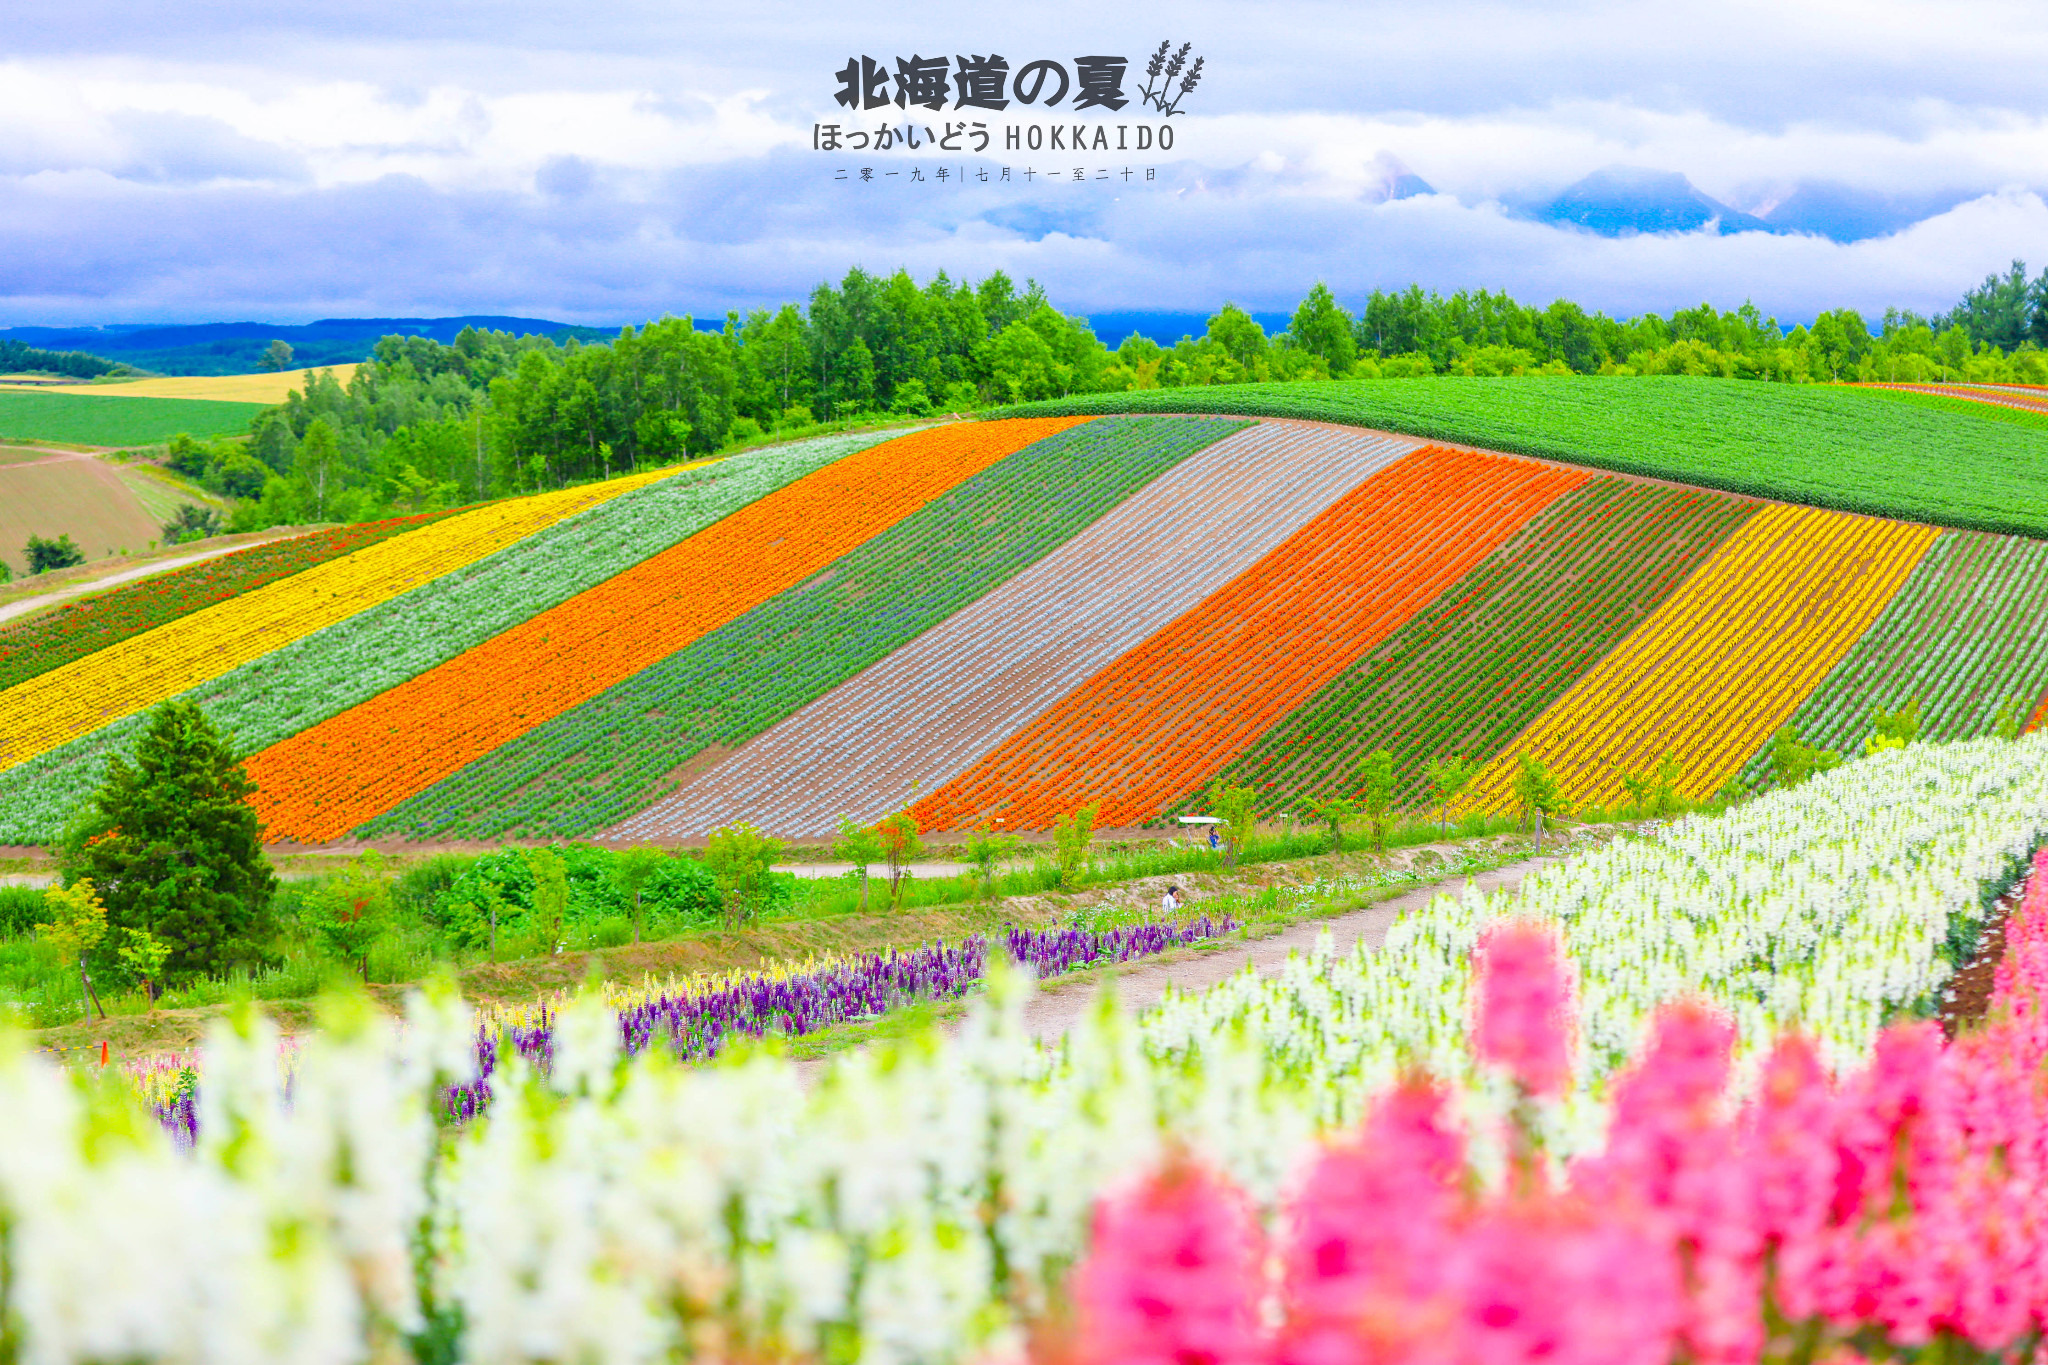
[1534, 166, 1779, 238]
[1757, 183, 1975, 243]
[1083, 311, 1292, 346]
[0, 315, 614, 376]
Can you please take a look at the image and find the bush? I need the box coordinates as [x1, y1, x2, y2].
[160, 503, 223, 545]
[24, 533, 85, 574]
[891, 379, 933, 415]
[429, 843, 722, 949]
[392, 852, 476, 920]
[0, 885, 47, 936]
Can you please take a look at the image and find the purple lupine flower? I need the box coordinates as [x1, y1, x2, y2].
[154, 917, 1235, 1138]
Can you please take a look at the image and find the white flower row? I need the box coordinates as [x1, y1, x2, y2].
[1, 736, 2042, 1364]
[1147, 734, 2047, 1152]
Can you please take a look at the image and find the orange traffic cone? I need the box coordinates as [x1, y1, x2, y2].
[99, 1040, 109, 1067]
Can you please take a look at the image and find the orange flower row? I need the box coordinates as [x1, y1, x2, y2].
[248, 417, 1090, 843]
[913, 445, 1585, 831]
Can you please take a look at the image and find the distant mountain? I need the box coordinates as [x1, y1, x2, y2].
[1534, 166, 1778, 237]
[982, 203, 1100, 242]
[0, 315, 614, 376]
[1747, 183, 1976, 243]
[1366, 151, 1435, 203]
[1083, 311, 1292, 347]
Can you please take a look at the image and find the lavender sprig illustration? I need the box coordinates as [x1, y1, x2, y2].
[1161, 55, 1204, 116]
[1138, 40, 1171, 110]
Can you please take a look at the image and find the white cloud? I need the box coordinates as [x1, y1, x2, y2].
[3, 0, 2047, 323]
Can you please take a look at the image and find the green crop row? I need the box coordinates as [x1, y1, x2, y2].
[0, 432, 890, 843]
[989, 376, 2048, 538]
[360, 416, 1250, 840]
[1734, 528, 2048, 785]
[1177, 477, 1759, 814]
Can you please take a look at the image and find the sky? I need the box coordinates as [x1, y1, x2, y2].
[3, 0, 2047, 327]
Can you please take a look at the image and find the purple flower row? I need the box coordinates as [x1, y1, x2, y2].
[150, 918, 1234, 1135]
[443, 917, 1234, 1120]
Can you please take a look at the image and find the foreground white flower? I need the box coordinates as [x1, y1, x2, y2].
[1, 735, 2042, 1363]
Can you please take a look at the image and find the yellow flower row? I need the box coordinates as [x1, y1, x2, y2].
[0, 465, 690, 772]
[1460, 502, 1942, 814]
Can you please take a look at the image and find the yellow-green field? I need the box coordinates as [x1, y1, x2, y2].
[0, 364, 356, 404]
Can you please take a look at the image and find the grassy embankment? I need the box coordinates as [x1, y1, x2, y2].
[10, 811, 1619, 1062]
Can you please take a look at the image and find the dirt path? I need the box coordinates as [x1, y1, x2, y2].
[777, 860, 973, 879]
[787, 850, 1564, 1083]
[1014, 853, 1557, 1040]
[0, 537, 291, 626]
[0, 448, 105, 470]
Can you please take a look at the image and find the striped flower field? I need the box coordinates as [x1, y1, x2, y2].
[913, 444, 1584, 830]
[245, 418, 1086, 841]
[1457, 502, 1941, 814]
[4, 390, 2048, 842]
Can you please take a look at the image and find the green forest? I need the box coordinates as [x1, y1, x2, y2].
[156, 260, 2048, 532]
[0, 339, 121, 380]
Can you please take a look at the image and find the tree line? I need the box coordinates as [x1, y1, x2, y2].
[150, 261, 2048, 533]
[0, 339, 120, 380]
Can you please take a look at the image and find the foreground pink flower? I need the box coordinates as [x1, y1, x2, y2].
[1063, 852, 2048, 1365]
[1073, 1155, 1267, 1365]
[1278, 1080, 1466, 1365]
[1577, 1000, 1758, 1365]
[1471, 919, 1573, 1096]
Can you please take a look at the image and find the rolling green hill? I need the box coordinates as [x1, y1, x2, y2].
[996, 376, 2048, 538]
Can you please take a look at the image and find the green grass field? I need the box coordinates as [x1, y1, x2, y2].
[998, 376, 2048, 538]
[115, 464, 226, 525]
[0, 391, 265, 446]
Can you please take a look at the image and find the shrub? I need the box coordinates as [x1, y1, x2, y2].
[24, 533, 85, 574]
[1051, 803, 1100, 889]
[0, 885, 46, 936]
[705, 823, 786, 927]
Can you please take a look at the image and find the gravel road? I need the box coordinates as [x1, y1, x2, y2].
[0, 539, 282, 626]
[1012, 853, 1559, 1041]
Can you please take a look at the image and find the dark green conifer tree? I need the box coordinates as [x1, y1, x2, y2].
[64, 700, 278, 985]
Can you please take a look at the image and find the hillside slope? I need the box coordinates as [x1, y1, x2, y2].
[994, 376, 2048, 537]
[5, 391, 2048, 846]
[1181, 477, 1758, 813]
[0, 451, 215, 577]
